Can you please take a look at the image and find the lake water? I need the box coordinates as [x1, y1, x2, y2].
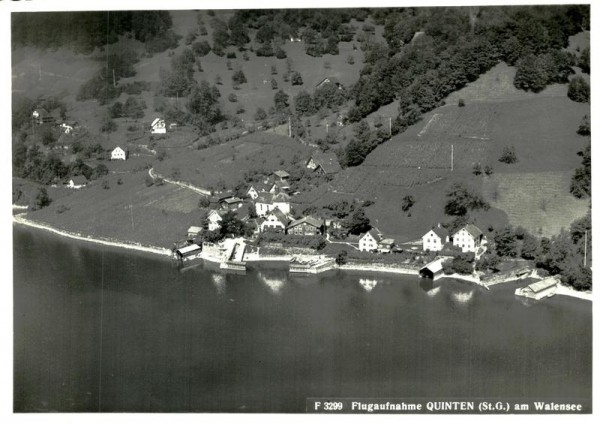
[13, 226, 592, 412]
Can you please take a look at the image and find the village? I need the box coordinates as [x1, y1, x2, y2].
[21, 94, 568, 303]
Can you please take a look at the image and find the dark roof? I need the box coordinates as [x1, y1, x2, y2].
[256, 193, 274, 204]
[430, 226, 449, 239]
[222, 197, 243, 204]
[309, 151, 342, 174]
[361, 230, 382, 242]
[269, 208, 291, 226]
[70, 176, 87, 185]
[462, 224, 483, 239]
[288, 216, 324, 229]
[273, 192, 290, 202]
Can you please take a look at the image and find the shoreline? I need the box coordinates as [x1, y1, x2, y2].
[13, 216, 593, 302]
[13, 215, 172, 257]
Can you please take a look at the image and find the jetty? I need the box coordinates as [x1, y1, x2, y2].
[515, 277, 559, 300]
[220, 239, 247, 271]
[289, 256, 336, 274]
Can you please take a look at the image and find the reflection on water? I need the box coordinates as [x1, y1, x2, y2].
[451, 290, 475, 305]
[359, 278, 378, 292]
[13, 226, 593, 413]
[257, 272, 287, 294]
[426, 286, 441, 297]
[211, 273, 226, 294]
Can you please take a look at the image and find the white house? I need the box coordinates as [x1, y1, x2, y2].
[359, 230, 381, 252]
[246, 186, 259, 200]
[60, 123, 74, 134]
[422, 225, 450, 252]
[151, 118, 166, 134]
[255, 192, 290, 217]
[259, 209, 290, 233]
[452, 224, 485, 253]
[207, 210, 223, 232]
[110, 146, 127, 161]
[67, 176, 87, 189]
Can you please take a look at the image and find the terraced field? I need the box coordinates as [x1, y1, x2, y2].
[482, 171, 589, 237]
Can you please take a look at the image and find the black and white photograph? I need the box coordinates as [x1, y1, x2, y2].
[6, 0, 594, 416]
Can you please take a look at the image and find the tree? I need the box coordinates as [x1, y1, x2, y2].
[472, 163, 482, 175]
[444, 184, 489, 216]
[219, 211, 248, 238]
[100, 109, 117, 133]
[291, 71, 303, 85]
[335, 250, 348, 265]
[570, 145, 591, 198]
[578, 47, 590, 74]
[499, 145, 518, 164]
[521, 233, 540, 259]
[344, 207, 371, 235]
[271, 78, 278, 90]
[232, 69, 247, 85]
[31, 187, 51, 210]
[294, 90, 315, 116]
[577, 114, 590, 136]
[567, 76, 590, 103]
[273, 90, 289, 112]
[444, 254, 474, 275]
[401, 195, 415, 212]
[187, 80, 222, 131]
[494, 226, 519, 257]
[254, 107, 267, 121]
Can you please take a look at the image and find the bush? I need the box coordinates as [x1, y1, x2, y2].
[444, 184, 489, 216]
[498, 146, 518, 164]
[458, 98, 465, 107]
[567, 76, 590, 103]
[228, 93, 238, 102]
[472, 163, 482, 175]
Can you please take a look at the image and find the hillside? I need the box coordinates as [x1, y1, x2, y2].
[314, 62, 591, 242]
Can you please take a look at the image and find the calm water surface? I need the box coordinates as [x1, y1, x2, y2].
[13, 226, 592, 412]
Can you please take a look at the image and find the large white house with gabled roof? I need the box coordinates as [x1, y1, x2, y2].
[422, 225, 450, 252]
[452, 224, 485, 253]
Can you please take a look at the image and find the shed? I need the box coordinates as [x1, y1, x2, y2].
[187, 226, 203, 239]
[419, 257, 448, 281]
[515, 277, 559, 300]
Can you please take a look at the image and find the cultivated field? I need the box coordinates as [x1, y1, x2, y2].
[26, 171, 207, 248]
[153, 131, 312, 190]
[482, 171, 589, 237]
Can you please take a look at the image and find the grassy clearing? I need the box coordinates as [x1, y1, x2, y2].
[153, 131, 312, 190]
[25, 171, 207, 248]
[482, 171, 589, 237]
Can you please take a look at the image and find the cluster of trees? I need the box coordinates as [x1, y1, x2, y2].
[200, 211, 253, 243]
[322, 200, 372, 236]
[482, 217, 592, 291]
[343, 120, 391, 166]
[12, 11, 177, 54]
[348, 6, 588, 125]
[231, 9, 364, 53]
[514, 50, 574, 92]
[444, 183, 490, 216]
[110, 96, 147, 119]
[293, 83, 349, 117]
[13, 144, 107, 185]
[570, 145, 590, 198]
[567, 76, 590, 103]
[77, 52, 140, 104]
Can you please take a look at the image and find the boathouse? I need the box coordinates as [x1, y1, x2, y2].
[419, 257, 448, 281]
[515, 277, 559, 300]
[173, 244, 202, 261]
